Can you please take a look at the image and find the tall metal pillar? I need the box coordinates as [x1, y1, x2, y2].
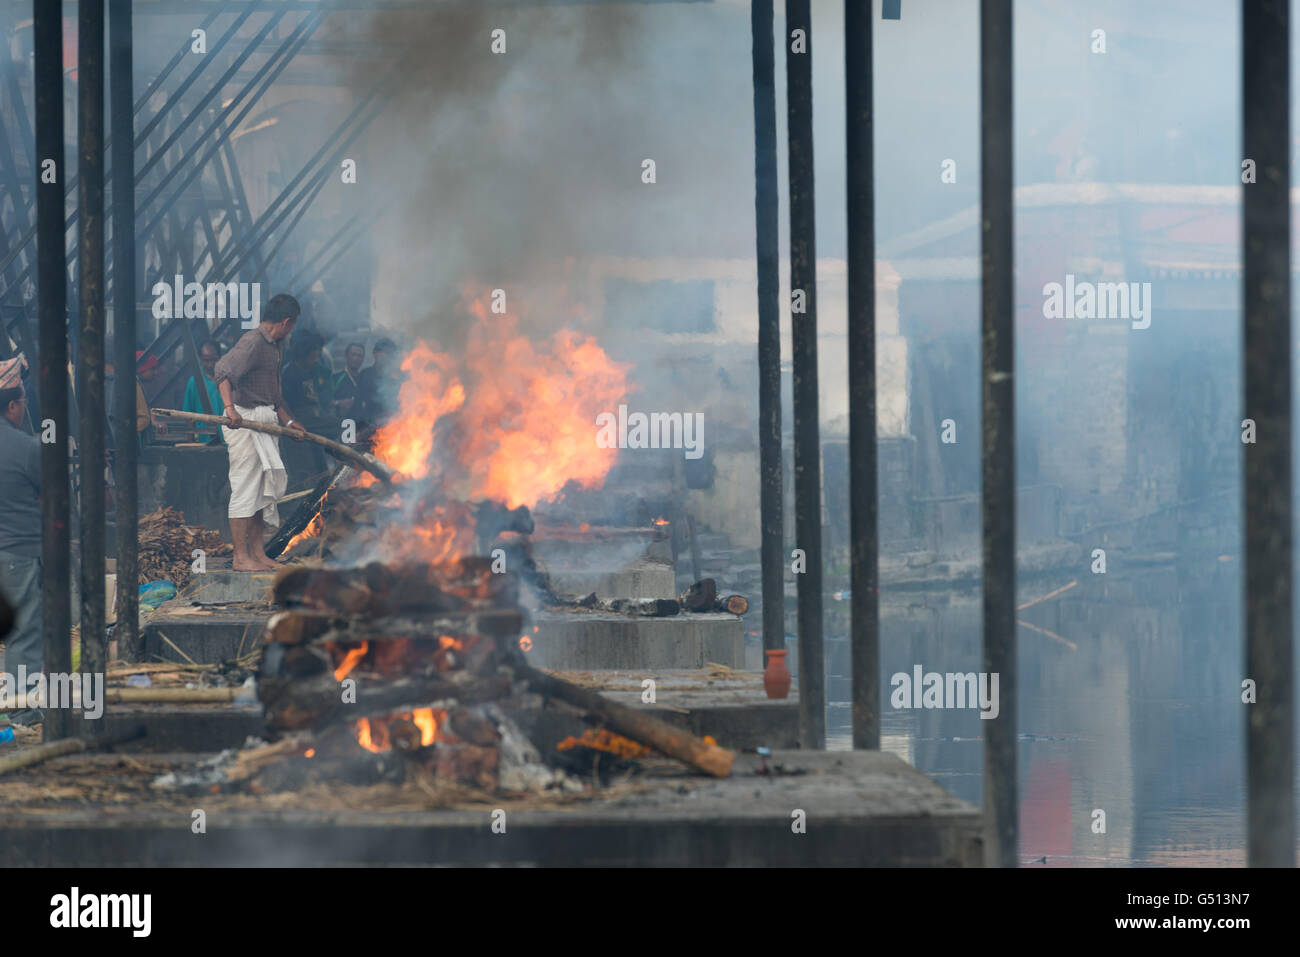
[78, 0, 107, 677]
[110, 0, 139, 660]
[751, 0, 784, 669]
[845, 0, 879, 750]
[1242, 0, 1295, 868]
[785, 0, 824, 748]
[980, 0, 1017, 867]
[34, 0, 71, 740]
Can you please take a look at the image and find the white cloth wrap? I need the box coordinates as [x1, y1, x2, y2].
[222, 404, 287, 525]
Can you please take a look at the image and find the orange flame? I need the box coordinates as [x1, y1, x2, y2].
[652, 517, 670, 526]
[286, 511, 325, 551]
[518, 635, 533, 652]
[358, 286, 628, 563]
[354, 708, 445, 753]
[411, 708, 437, 746]
[332, 641, 369, 682]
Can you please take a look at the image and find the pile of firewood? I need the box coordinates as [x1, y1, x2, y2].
[138, 507, 233, 588]
[187, 560, 737, 798]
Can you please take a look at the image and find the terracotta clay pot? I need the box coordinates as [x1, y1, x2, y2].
[764, 649, 792, 699]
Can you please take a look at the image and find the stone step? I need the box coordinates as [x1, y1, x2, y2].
[180, 569, 278, 605]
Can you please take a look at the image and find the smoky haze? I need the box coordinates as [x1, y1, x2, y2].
[339, 2, 758, 343]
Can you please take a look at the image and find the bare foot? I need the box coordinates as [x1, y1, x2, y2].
[255, 554, 281, 571]
[232, 555, 262, 572]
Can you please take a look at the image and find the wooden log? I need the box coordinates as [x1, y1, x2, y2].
[225, 732, 313, 782]
[263, 608, 526, 646]
[563, 594, 680, 617]
[105, 687, 238, 703]
[260, 669, 514, 731]
[0, 726, 145, 776]
[522, 667, 735, 777]
[718, 594, 749, 615]
[266, 464, 351, 559]
[680, 578, 718, 612]
[271, 561, 517, 616]
[151, 408, 399, 484]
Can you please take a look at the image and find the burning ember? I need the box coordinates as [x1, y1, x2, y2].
[285, 508, 326, 552]
[652, 517, 670, 526]
[356, 708, 443, 753]
[557, 728, 653, 759]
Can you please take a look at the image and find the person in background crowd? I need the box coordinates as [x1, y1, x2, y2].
[356, 337, 402, 429]
[331, 342, 366, 429]
[182, 341, 225, 444]
[135, 351, 165, 444]
[0, 355, 43, 727]
[281, 331, 328, 485]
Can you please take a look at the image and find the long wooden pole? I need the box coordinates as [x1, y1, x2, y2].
[0, 726, 145, 776]
[524, 667, 735, 777]
[150, 408, 398, 483]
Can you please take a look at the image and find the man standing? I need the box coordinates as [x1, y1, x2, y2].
[213, 294, 306, 572]
[0, 356, 44, 726]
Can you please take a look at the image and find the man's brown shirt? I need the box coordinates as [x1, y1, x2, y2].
[213, 326, 284, 409]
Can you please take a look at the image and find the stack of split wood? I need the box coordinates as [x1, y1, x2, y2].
[224, 560, 734, 796]
[138, 507, 232, 588]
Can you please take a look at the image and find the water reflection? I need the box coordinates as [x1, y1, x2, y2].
[813, 558, 1296, 866]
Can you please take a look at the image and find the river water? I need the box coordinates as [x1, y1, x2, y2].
[810, 558, 1300, 866]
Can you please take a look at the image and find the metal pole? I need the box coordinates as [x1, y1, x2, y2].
[78, 0, 107, 678]
[34, 0, 71, 741]
[110, 0, 140, 661]
[1242, 0, 1295, 868]
[752, 0, 784, 671]
[785, 0, 824, 749]
[845, 0, 878, 750]
[980, 0, 1017, 867]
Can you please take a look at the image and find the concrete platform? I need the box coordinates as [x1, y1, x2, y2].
[141, 604, 269, 664]
[546, 559, 676, 600]
[63, 704, 265, 752]
[0, 750, 982, 866]
[530, 610, 744, 670]
[180, 570, 277, 605]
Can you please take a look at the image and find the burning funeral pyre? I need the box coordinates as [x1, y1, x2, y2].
[150, 290, 741, 799]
